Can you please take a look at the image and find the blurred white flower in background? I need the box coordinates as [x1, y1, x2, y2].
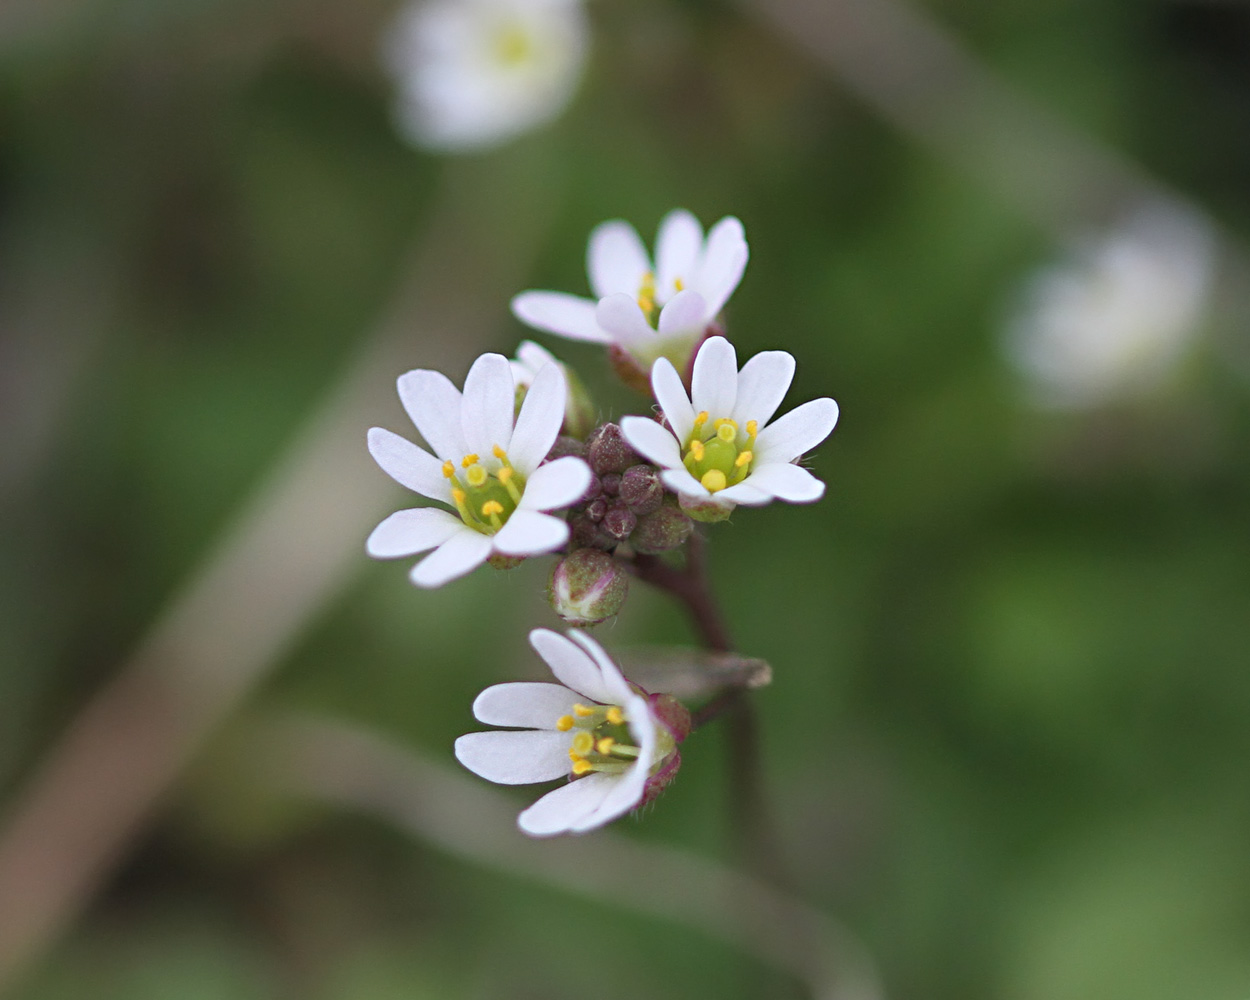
[384, 0, 589, 152]
[1004, 203, 1217, 409]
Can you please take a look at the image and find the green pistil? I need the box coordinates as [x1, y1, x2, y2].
[444, 450, 524, 535]
[681, 415, 757, 493]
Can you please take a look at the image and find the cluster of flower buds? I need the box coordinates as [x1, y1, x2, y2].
[366, 209, 838, 836]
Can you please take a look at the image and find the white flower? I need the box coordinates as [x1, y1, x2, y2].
[384, 0, 589, 152]
[509, 339, 593, 437]
[1004, 202, 1215, 409]
[511, 209, 749, 370]
[366, 353, 591, 587]
[620, 336, 839, 518]
[455, 628, 678, 837]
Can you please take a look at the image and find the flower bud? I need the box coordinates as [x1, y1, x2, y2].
[619, 464, 664, 515]
[630, 505, 693, 554]
[585, 497, 608, 523]
[586, 423, 639, 476]
[601, 503, 637, 542]
[546, 435, 588, 462]
[600, 472, 621, 496]
[488, 553, 525, 570]
[547, 549, 628, 624]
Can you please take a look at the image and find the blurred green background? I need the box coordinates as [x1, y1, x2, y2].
[3, 0, 1250, 997]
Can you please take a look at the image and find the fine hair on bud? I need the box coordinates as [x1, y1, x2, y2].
[619, 464, 664, 514]
[587, 423, 640, 476]
[631, 504, 694, 554]
[547, 549, 629, 624]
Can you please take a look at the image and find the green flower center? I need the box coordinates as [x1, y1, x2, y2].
[556, 702, 675, 777]
[443, 446, 525, 535]
[681, 413, 757, 493]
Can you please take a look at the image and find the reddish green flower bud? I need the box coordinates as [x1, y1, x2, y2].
[546, 435, 588, 462]
[619, 464, 664, 514]
[630, 504, 693, 554]
[601, 504, 637, 542]
[547, 549, 628, 624]
[587, 423, 640, 476]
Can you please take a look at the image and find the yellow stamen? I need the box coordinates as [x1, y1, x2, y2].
[441, 460, 455, 478]
[492, 444, 508, 461]
[556, 715, 574, 732]
[451, 487, 467, 505]
[571, 731, 594, 755]
[701, 469, 727, 492]
[461, 454, 479, 468]
[606, 707, 624, 726]
[689, 439, 705, 461]
[465, 464, 488, 487]
[573, 703, 595, 717]
[571, 759, 592, 775]
[497, 467, 513, 485]
[693, 411, 709, 430]
[596, 737, 615, 755]
[637, 271, 656, 314]
[746, 420, 758, 437]
[674, 276, 684, 292]
[481, 500, 504, 517]
[735, 451, 752, 468]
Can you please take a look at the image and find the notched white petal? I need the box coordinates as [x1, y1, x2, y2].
[690, 336, 738, 418]
[747, 462, 826, 503]
[754, 397, 839, 464]
[650, 358, 696, 444]
[518, 772, 615, 836]
[731, 350, 796, 428]
[519, 456, 592, 511]
[454, 730, 571, 785]
[511, 291, 611, 343]
[492, 509, 568, 557]
[472, 682, 578, 728]
[410, 530, 492, 588]
[509, 363, 567, 474]
[529, 627, 614, 704]
[657, 288, 709, 336]
[461, 352, 515, 459]
[366, 507, 463, 558]
[620, 416, 682, 469]
[596, 293, 658, 347]
[588, 220, 651, 299]
[366, 428, 452, 502]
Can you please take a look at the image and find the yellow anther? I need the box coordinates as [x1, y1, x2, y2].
[689, 440, 705, 461]
[606, 706, 624, 726]
[701, 469, 727, 492]
[571, 759, 592, 775]
[693, 411, 709, 429]
[716, 422, 737, 443]
[735, 451, 753, 468]
[556, 715, 574, 732]
[637, 271, 656, 313]
[674, 276, 685, 292]
[571, 731, 594, 755]
[465, 464, 488, 487]
[596, 737, 615, 755]
[461, 454, 479, 468]
[746, 420, 758, 437]
[441, 460, 455, 478]
[573, 703, 595, 717]
[497, 467, 513, 485]
[480, 500, 504, 517]
[451, 488, 467, 505]
[492, 444, 508, 460]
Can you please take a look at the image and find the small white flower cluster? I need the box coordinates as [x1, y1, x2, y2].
[384, 0, 589, 152]
[366, 209, 838, 835]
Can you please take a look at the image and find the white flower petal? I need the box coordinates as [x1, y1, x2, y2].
[754, 397, 839, 464]
[492, 509, 568, 557]
[366, 428, 453, 503]
[695, 216, 748, 318]
[567, 630, 633, 705]
[515, 340, 559, 375]
[690, 336, 738, 418]
[397, 368, 468, 461]
[746, 462, 826, 503]
[596, 293, 658, 347]
[529, 627, 615, 703]
[472, 682, 578, 728]
[461, 353, 515, 459]
[650, 358, 696, 444]
[588, 220, 650, 299]
[511, 292, 612, 344]
[660, 467, 709, 497]
[518, 456, 591, 511]
[620, 416, 683, 469]
[508, 362, 567, 473]
[731, 350, 795, 428]
[366, 507, 464, 558]
[518, 772, 616, 837]
[657, 289, 710, 337]
[714, 481, 773, 506]
[655, 209, 703, 300]
[454, 730, 571, 785]
[409, 529, 492, 588]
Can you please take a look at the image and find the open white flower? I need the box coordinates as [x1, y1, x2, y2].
[367, 353, 591, 587]
[384, 0, 589, 152]
[455, 628, 683, 837]
[1004, 202, 1215, 409]
[511, 209, 749, 372]
[620, 336, 839, 519]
